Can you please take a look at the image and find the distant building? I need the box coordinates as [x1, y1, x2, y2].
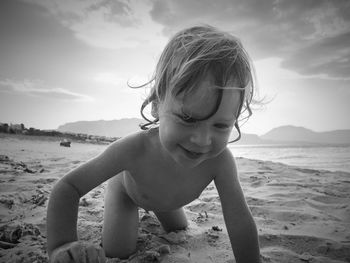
[9, 123, 25, 134]
[0, 123, 9, 133]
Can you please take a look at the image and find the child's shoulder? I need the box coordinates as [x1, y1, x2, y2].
[212, 147, 235, 165]
[109, 129, 144, 148]
[210, 148, 239, 183]
[207, 147, 237, 172]
[107, 129, 157, 157]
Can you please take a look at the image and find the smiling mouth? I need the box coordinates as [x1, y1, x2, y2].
[179, 145, 206, 159]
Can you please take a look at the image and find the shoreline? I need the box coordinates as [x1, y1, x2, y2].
[237, 156, 350, 176]
[0, 136, 349, 262]
[3, 133, 350, 173]
[0, 131, 118, 145]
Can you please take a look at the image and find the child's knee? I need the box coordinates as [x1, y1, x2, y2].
[103, 242, 136, 259]
[155, 208, 188, 232]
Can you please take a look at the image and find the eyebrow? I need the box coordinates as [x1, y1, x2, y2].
[179, 89, 224, 122]
[174, 110, 236, 123]
[217, 117, 236, 122]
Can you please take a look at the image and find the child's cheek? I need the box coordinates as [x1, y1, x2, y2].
[159, 120, 179, 147]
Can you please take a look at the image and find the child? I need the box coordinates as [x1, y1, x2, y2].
[47, 25, 261, 263]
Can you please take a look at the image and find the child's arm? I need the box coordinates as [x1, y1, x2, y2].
[47, 134, 141, 259]
[214, 149, 261, 263]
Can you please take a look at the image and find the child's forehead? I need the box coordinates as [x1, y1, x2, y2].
[181, 82, 218, 113]
[171, 79, 241, 119]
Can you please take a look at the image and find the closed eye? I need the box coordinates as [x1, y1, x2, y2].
[174, 110, 198, 124]
[214, 123, 231, 129]
[179, 114, 197, 123]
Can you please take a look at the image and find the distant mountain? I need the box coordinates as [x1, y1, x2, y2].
[57, 119, 268, 144]
[57, 118, 144, 137]
[236, 133, 267, 145]
[57, 121, 350, 145]
[261, 125, 350, 145]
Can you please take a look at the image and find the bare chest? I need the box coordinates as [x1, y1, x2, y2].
[122, 166, 214, 212]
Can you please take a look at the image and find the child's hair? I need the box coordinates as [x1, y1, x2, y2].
[135, 24, 256, 142]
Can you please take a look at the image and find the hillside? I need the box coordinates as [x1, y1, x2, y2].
[236, 133, 267, 145]
[57, 121, 350, 145]
[57, 118, 144, 137]
[261, 125, 350, 145]
[57, 119, 269, 144]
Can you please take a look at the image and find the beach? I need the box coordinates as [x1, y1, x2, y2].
[0, 134, 349, 263]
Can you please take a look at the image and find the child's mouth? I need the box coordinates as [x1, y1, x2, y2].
[180, 145, 205, 159]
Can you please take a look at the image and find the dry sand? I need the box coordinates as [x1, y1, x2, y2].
[0, 134, 349, 263]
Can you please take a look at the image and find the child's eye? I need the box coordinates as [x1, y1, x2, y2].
[214, 123, 230, 129]
[174, 112, 197, 124]
[180, 114, 197, 123]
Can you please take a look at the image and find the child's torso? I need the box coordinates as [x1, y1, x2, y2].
[118, 129, 216, 212]
[121, 163, 214, 212]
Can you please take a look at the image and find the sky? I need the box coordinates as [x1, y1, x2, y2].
[0, 0, 349, 135]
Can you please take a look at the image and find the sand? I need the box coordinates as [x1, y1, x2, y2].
[0, 134, 349, 263]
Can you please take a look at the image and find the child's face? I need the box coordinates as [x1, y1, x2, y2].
[158, 75, 241, 168]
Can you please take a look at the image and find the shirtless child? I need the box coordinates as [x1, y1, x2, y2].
[47, 25, 261, 263]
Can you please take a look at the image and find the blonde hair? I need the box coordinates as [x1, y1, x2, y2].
[136, 25, 256, 141]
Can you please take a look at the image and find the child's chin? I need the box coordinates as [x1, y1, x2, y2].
[174, 155, 206, 169]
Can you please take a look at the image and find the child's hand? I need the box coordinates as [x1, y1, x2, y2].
[50, 241, 106, 263]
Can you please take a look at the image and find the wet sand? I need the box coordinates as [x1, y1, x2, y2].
[0, 134, 349, 262]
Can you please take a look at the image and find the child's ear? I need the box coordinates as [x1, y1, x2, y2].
[151, 101, 159, 119]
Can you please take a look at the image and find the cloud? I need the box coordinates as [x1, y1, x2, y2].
[23, 0, 160, 49]
[281, 31, 350, 80]
[149, 0, 350, 79]
[0, 0, 101, 80]
[27, 0, 139, 27]
[85, 0, 138, 26]
[0, 79, 93, 101]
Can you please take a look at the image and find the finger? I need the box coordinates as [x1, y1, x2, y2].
[85, 245, 106, 263]
[67, 249, 77, 262]
[97, 247, 107, 263]
[54, 250, 74, 263]
[79, 244, 88, 263]
[68, 242, 87, 263]
[85, 245, 96, 263]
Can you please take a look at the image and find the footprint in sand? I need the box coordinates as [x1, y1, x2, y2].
[260, 233, 350, 262]
[249, 175, 270, 188]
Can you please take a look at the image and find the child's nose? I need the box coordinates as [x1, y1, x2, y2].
[189, 126, 212, 147]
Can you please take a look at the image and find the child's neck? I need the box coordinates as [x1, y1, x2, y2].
[145, 128, 186, 170]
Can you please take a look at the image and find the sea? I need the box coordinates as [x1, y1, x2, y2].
[1, 135, 349, 174]
[229, 144, 350, 173]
